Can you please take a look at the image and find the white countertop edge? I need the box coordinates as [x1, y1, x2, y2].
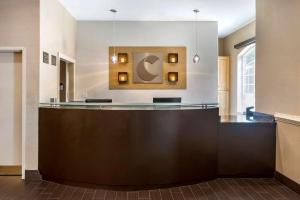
[274, 112, 300, 126]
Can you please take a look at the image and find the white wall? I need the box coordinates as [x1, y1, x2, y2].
[76, 21, 218, 103]
[0, 0, 40, 170]
[39, 0, 76, 103]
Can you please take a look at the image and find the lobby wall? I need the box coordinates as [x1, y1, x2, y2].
[0, 0, 40, 170]
[256, 0, 300, 115]
[256, 0, 300, 184]
[76, 21, 218, 103]
[221, 21, 256, 114]
[0, 0, 77, 171]
[218, 38, 224, 56]
[39, 0, 77, 103]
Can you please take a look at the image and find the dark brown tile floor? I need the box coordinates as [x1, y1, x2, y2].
[0, 176, 300, 200]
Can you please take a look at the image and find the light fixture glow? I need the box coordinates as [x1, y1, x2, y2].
[193, 9, 200, 64]
[193, 54, 200, 63]
[168, 72, 178, 83]
[118, 72, 128, 83]
[118, 53, 128, 64]
[168, 53, 178, 63]
[111, 54, 118, 64]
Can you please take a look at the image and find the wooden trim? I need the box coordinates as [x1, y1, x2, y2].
[218, 56, 229, 60]
[275, 112, 300, 126]
[58, 52, 75, 64]
[21, 49, 26, 180]
[275, 171, 300, 195]
[218, 56, 230, 115]
[0, 47, 23, 53]
[0, 166, 21, 176]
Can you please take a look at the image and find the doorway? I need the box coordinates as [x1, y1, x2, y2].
[58, 55, 75, 102]
[0, 51, 23, 176]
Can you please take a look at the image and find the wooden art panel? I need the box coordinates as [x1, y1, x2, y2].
[109, 46, 186, 89]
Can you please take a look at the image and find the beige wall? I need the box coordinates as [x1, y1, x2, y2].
[39, 0, 76, 103]
[256, 0, 300, 184]
[276, 121, 300, 184]
[218, 38, 224, 56]
[76, 21, 218, 103]
[0, 0, 40, 170]
[222, 21, 256, 114]
[256, 0, 300, 115]
[0, 52, 22, 165]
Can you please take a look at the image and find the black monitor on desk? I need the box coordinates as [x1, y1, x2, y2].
[85, 99, 112, 103]
[153, 97, 181, 103]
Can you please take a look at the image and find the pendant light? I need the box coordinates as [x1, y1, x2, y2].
[110, 9, 118, 64]
[193, 9, 200, 64]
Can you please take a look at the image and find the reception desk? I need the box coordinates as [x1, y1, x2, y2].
[38, 103, 276, 189]
[39, 103, 220, 188]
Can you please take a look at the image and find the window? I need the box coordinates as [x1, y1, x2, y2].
[237, 44, 255, 114]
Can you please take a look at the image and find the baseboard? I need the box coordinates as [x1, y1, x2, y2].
[25, 170, 41, 181]
[0, 166, 21, 176]
[275, 171, 300, 195]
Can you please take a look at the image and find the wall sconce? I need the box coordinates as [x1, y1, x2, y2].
[118, 72, 128, 83]
[168, 53, 178, 63]
[118, 53, 128, 64]
[168, 72, 178, 83]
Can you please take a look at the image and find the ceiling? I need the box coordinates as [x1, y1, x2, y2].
[59, 0, 255, 38]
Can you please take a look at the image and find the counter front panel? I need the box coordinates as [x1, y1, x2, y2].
[39, 104, 219, 188]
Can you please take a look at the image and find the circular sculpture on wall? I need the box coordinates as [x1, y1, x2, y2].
[133, 53, 163, 83]
[137, 55, 160, 81]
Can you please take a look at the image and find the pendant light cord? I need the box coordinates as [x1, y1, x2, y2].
[113, 11, 117, 56]
[194, 10, 199, 54]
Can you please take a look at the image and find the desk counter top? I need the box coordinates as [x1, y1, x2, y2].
[221, 113, 275, 123]
[39, 102, 218, 110]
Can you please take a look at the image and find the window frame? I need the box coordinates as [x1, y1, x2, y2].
[237, 44, 256, 114]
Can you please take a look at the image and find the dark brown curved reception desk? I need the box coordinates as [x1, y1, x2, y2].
[39, 104, 220, 188]
[38, 103, 276, 189]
